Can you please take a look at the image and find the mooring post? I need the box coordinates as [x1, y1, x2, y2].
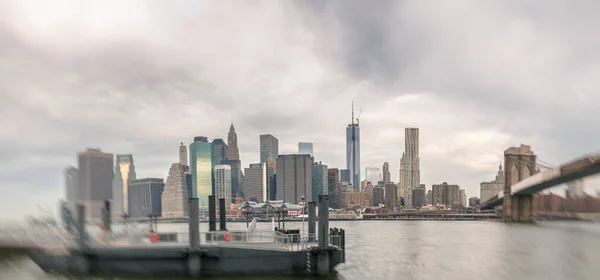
[189, 198, 199, 249]
[76, 204, 86, 251]
[102, 200, 111, 232]
[219, 198, 227, 231]
[208, 195, 216, 232]
[318, 195, 330, 248]
[308, 202, 316, 242]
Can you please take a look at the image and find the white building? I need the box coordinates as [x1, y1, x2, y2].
[480, 164, 505, 203]
[161, 163, 189, 218]
[214, 165, 232, 207]
[400, 127, 420, 207]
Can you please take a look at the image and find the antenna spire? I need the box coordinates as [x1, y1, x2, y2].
[352, 101, 355, 126]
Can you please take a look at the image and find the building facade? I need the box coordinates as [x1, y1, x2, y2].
[77, 148, 114, 220]
[412, 186, 426, 208]
[161, 163, 189, 218]
[189, 137, 213, 209]
[179, 143, 188, 167]
[432, 182, 461, 207]
[384, 182, 398, 210]
[128, 178, 164, 218]
[260, 134, 279, 164]
[400, 127, 420, 208]
[311, 162, 328, 202]
[327, 168, 340, 207]
[382, 162, 391, 182]
[244, 163, 267, 202]
[227, 123, 240, 160]
[480, 164, 505, 203]
[211, 138, 228, 166]
[214, 165, 232, 208]
[276, 154, 313, 203]
[346, 123, 361, 191]
[113, 154, 136, 218]
[344, 191, 369, 208]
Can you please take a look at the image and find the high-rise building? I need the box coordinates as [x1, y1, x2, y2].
[179, 143, 188, 167]
[426, 189, 432, 205]
[64, 166, 78, 213]
[400, 127, 420, 207]
[276, 154, 313, 203]
[372, 187, 384, 206]
[340, 169, 351, 182]
[128, 178, 164, 218]
[77, 148, 114, 220]
[346, 104, 361, 191]
[384, 182, 397, 210]
[412, 186, 426, 208]
[382, 162, 391, 182]
[221, 159, 241, 200]
[480, 164, 505, 203]
[227, 123, 240, 160]
[311, 162, 328, 202]
[460, 189, 467, 206]
[327, 168, 340, 207]
[365, 167, 381, 184]
[214, 165, 232, 208]
[161, 163, 189, 218]
[244, 163, 267, 202]
[211, 139, 228, 166]
[298, 142, 314, 156]
[432, 182, 461, 207]
[260, 134, 279, 164]
[113, 154, 136, 218]
[189, 137, 213, 210]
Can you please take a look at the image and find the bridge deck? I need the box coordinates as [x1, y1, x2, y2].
[481, 152, 600, 209]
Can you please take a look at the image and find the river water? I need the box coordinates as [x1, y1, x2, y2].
[2, 220, 600, 280]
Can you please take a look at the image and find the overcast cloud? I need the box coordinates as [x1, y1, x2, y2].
[1, 0, 600, 220]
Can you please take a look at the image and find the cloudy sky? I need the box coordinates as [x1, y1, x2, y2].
[1, 0, 600, 220]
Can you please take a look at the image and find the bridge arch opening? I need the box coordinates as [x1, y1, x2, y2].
[510, 165, 519, 186]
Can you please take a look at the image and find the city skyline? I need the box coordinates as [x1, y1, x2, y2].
[3, 1, 600, 220]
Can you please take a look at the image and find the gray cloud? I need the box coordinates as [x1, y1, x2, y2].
[1, 0, 600, 219]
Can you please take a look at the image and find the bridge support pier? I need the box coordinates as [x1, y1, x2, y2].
[510, 194, 534, 223]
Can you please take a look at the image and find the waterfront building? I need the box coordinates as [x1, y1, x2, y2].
[128, 178, 164, 218]
[77, 148, 114, 220]
[161, 163, 189, 218]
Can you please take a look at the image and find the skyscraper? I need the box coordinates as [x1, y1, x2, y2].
[214, 165, 232, 208]
[260, 134, 279, 164]
[340, 169, 351, 183]
[161, 163, 189, 218]
[382, 162, 391, 182]
[400, 127, 420, 207]
[189, 137, 213, 210]
[128, 178, 164, 218]
[298, 142, 314, 156]
[346, 104, 360, 191]
[211, 138, 228, 166]
[227, 123, 240, 160]
[276, 154, 313, 203]
[179, 143, 188, 167]
[64, 166, 78, 213]
[113, 154, 136, 218]
[244, 163, 267, 202]
[77, 148, 114, 220]
[327, 168, 340, 207]
[311, 162, 328, 202]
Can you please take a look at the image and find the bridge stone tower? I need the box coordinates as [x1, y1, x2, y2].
[503, 145, 537, 222]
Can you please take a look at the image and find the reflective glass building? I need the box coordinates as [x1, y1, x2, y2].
[189, 137, 213, 210]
